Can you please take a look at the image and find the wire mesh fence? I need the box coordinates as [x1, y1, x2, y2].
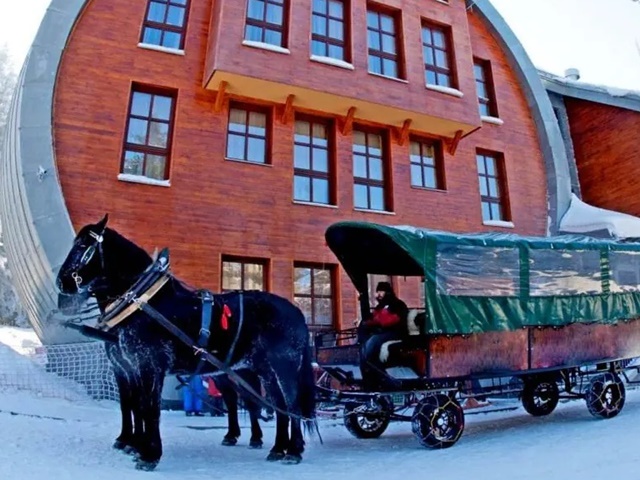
[0, 340, 118, 402]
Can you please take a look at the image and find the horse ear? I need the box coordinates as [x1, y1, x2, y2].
[96, 214, 109, 232]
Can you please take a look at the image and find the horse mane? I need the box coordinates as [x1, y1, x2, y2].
[103, 227, 153, 280]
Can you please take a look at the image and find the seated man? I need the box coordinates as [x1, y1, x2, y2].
[358, 282, 408, 389]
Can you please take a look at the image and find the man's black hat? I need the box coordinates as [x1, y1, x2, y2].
[375, 281, 393, 293]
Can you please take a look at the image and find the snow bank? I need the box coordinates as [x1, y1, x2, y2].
[0, 328, 91, 402]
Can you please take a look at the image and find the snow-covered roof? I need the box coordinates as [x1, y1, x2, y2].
[540, 69, 640, 113]
[559, 194, 640, 239]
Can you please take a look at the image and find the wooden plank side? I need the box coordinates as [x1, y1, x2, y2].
[429, 330, 528, 378]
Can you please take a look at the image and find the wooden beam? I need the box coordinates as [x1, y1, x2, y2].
[395, 119, 412, 146]
[341, 106, 356, 136]
[280, 94, 295, 124]
[447, 129, 464, 155]
[214, 81, 228, 113]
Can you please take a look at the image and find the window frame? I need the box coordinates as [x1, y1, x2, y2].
[476, 150, 510, 222]
[311, 0, 350, 62]
[421, 20, 455, 88]
[140, 0, 191, 50]
[474, 58, 499, 118]
[225, 102, 272, 165]
[221, 255, 269, 292]
[366, 4, 404, 79]
[120, 84, 177, 181]
[352, 126, 391, 212]
[244, 0, 290, 48]
[409, 136, 445, 190]
[293, 262, 336, 329]
[293, 114, 336, 205]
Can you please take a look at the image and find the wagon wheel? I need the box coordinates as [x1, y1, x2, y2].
[521, 377, 559, 417]
[343, 397, 392, 439]
[411, 394, 464, 449]
[585, 372, 626, 419]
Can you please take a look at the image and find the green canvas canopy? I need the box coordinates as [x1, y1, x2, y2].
[325, 221, 640, 335]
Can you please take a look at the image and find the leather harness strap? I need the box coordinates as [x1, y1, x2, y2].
[97, 274, 170, 331]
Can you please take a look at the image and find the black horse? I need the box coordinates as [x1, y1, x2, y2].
[56, 215, 316, 470]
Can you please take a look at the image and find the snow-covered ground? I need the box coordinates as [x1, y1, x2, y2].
[3, 326, 640, 479]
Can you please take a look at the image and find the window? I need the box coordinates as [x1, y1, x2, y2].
[422, 22, 454, 88]
[476, 151, 509, 222]
[366, 6, 402, 78]
[244, 0, 288, 47]
[226, 104, 270, 164]
[294, 264, 334, 329]
[311, 0, 348, 61]
[294, 117, 333, 204]
[353, 129, 388, 211]
[121, 86, 176, 181]
[140, 0, 190, 50]
[221, 256, 267, 292]
[474, 59, 498, 117]
[410, 138, 444, 189]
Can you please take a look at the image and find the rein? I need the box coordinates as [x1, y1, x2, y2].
[89, 250, 312, 423]
[136, 299, 315, 423]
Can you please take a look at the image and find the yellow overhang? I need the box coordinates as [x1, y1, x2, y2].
[206, 71, 479, 140]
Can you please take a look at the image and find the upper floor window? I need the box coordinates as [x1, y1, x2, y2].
[244, 0, 288, 48]
[121, 86, 176, 181]
[366, 6, 402, 79]
[226, 104, 270, 164]
[353, 129, 388, 211]
[422, 22, 454, 88]
[410, 138, 444, 190]
[476, 150, 509, 222]
[221, 256, 267, 292]
[294, 117, 333, 205]
[294, 263, 334, 329]
[311, 0, 348, 61]
[474, 59, 498, 117]
[141, 0, 190, 50]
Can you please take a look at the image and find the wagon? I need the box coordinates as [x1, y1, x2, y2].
[314, 221, 640, 448]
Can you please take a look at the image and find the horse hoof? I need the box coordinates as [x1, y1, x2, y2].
[266, 451, 286, 462]
[221, 436, 238, 446]
[113, 439, 126, 451]
[123, 445, 138, 456]
[249, 439, 263, 449]
[135, 459, 159, 471]
[282, 454, 302, 465]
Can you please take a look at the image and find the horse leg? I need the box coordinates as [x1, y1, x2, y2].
[217, 375, 241, 446]
[134, 368, 166, 471]
[260, 370, 290, 461]
[242, 371, 264, 449]
[112, 369, 134, 452]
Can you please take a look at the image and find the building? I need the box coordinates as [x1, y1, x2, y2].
[542, 70, 640, 218]
[1, 0, 576, 343]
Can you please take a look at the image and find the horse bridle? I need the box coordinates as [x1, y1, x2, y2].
[72, 229, 106, 291]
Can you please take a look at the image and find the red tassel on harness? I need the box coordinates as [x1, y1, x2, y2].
[221, 304, 232, 330]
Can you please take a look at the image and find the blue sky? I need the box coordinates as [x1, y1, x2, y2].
[0, 0, 639, 90]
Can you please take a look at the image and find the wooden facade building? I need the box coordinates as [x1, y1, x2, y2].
[1, 0, 582, 343]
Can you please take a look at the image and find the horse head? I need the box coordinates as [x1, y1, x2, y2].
[56, 214, 110, 314]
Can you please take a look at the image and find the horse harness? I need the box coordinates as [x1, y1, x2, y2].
[87, 249, 310, 420]
[95, 249, 241, 367]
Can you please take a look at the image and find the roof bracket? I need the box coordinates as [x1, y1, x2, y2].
[214, 81, 228, 113]
[280, 94, 295, 124]
[395, 119, 412, 146]
[447, 129, 464, 155]
[340, 106, 357, 136]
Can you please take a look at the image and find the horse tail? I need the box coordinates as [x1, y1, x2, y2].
[299, 343, 322, 443]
